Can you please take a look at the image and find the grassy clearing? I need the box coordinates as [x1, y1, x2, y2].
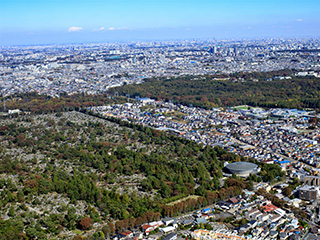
[72, 230, 82, 235]
[166, 195, 200, 206]
[232, 105, 251, 110]
[232, 105, 264, 110]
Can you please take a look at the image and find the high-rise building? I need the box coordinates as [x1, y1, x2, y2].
[298, 185, 318, 201]
[208, 46, 217, 54]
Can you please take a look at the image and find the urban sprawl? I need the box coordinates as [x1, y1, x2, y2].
[1, 38, 320, 97]
[2, 38, 320, 240]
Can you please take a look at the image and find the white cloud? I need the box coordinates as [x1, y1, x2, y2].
[68, 27, 83, 32]
[108, 27, 129, 31]
[93, 27, 105, 32]
[297, 19, 303, 22]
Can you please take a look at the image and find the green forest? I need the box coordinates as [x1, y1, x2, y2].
[3, 70, 320, 114]
[1, 92, 126, 114]
[0, 109, 282, 239]
[109, 70, 320, 109]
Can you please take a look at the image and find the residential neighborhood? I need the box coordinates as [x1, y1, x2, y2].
[1, 39, 320, 98]
[108, 190, 316, 240]
[87, 100, 320, 239]
[1, 38, 320, 239]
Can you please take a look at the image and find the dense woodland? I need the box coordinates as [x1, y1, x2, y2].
[1, 92, 125, 114]
[2, 69, 320, 114]
[108, 69, 320, 109]
[0, 109, 284, 239]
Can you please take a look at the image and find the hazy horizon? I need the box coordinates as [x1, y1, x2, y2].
[1, 0, 320, 46]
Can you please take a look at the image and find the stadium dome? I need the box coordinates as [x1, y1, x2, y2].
[225, 162, 259, 177]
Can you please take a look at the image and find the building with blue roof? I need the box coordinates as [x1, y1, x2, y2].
[278, 160, 291, 164]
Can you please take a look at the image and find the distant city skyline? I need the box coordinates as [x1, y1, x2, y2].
[1, 0, 320, 46]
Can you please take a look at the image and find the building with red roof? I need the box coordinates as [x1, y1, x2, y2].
[262, 203, 278, 213]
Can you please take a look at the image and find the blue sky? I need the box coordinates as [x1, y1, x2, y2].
[1, 0, 319, 45]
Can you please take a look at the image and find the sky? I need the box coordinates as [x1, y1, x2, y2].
[1, 0, 320, 46]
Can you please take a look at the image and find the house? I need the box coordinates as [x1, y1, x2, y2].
[269, 231, 278, 239]
[239, 224, 251, 233]
[305, 233, 320, 240]
[262, 159, 275, 164]
[288, 198, 302, 208]
[258, 213, 269, 222]
[288, 233, 300, 240]
[193, 212, 202, 219]
[142, 224, 154, 235]
[159, 226, 176, 234]
[248, 220, 258, 228]
[121, 231, 133, 238]
[208, 213, 219, 220]
[269, 222, 278, 230]
[8, 109, 21, 115]
[137, 98, 155, 105]
[229, 197, 239, 204]
[289, 219, 300, 229]
[287, 225, 295, 232]
[252, 227, 263, 236]
[310, 226, 320, 234]
[262, 203, 278, 213]
[149, 221, 164, 228]
[260, 230, 269, 238]
[261, 200, 272, 205]
[162, 218, 175, 226]
[218, 200, 232, 210]
[242, 202, 255, 211]
[269, 214, 282, 223]
[112, 233, 126, 240]
[243, 190, 255, 197]
[274, 208, 286, 216]
[171, 220, 178, 229]
[194, 217, 208, 225]
[133, 232, 143, 239]
[201, 208, 212, 214]
[245, 208, 262, 220]
[181, 219, 193, 226]
[275, 193, 285, 199]
[278, 218, 286, 225]
[279, 232, 288, 240]
[162, 233, 177, 240]
[201, 214, 210, 220]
